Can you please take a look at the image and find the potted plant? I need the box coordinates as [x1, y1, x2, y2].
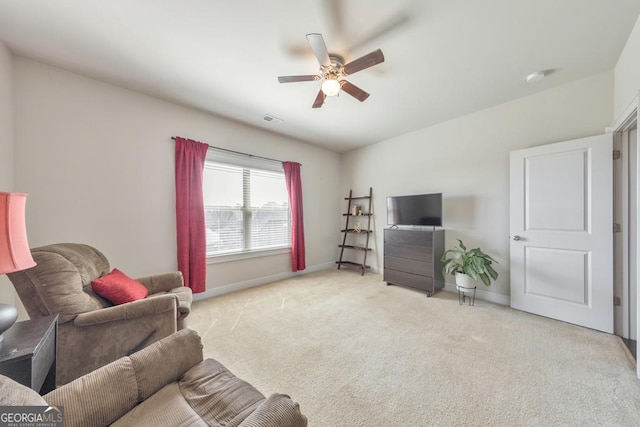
[441, 239, 498, 289]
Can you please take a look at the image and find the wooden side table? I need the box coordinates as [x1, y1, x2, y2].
[0, 314, 58, 394]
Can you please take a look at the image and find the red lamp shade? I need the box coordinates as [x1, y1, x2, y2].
[0, 192, 36, 274]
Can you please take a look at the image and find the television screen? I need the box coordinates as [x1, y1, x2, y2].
[387, 193, 442, 226]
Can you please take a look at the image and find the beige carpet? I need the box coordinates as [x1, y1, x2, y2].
[189, 269, 640, 426]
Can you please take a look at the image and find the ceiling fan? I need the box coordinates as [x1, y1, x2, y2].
[278, 33, 385, 108]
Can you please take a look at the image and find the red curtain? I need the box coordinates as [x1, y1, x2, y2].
[175, 137, 209, 293]
[283, 161, 306, 272]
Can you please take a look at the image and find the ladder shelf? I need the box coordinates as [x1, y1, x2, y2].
[336, 187, 373, 275]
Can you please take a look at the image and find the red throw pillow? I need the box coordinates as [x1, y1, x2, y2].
[91, 268, 149, 305]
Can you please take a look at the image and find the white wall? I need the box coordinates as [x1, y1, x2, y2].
[341, 72, 614, 300]
[13, 58, 340, 292]
[0, 41, 11, 190]
[0, 40, 16, 307]
[615, 14, 640, 119]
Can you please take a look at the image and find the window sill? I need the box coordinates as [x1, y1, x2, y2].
[207, 247, 291, 264]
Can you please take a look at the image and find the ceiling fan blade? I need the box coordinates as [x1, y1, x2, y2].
[340, 80, 370, 102]
[312, 90, 326, 108]
[306, 33, 331, 67]
[343, 49, 385, 75]
[278, 75, 320, 83]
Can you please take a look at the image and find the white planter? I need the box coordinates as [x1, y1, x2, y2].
[455, 272, 476, 290]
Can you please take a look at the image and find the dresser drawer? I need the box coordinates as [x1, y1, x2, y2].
[385, 256, 432, 277]
[383, 228, 443, 296]
[384, 228, 433, 247]
[384, 269, 433, 292]
[384, 243, 432, 262]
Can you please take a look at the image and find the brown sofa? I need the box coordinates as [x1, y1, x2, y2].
[0, 329, 307, 427]
[7, 243, 192, 385]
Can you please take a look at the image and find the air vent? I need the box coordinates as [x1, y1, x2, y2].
[262, 114, 283, 125]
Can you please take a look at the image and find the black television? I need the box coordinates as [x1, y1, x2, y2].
[387, 193, 442, 227]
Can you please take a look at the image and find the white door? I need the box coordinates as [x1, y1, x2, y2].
[510, 134, 613, 333]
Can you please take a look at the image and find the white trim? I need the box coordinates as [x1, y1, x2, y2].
[443, 281, 511, 306]
[207, 247, 290, 264]
[205, 148, 283, 172]
[617, 131, 631, 339]
[607, 90, 639, 380]
[193, 262, 335, 301]
[607, 94, 639, 133]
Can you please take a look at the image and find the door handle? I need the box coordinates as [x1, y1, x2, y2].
[511, 235, 522, 241]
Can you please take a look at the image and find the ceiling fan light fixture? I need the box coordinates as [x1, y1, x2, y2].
[321, 78, 341, 96]
[278, 33, 384, 108]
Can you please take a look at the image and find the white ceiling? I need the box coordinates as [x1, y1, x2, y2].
[0, 1, 638, 153]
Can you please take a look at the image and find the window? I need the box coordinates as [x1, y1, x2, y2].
[203, 150, 290, 257]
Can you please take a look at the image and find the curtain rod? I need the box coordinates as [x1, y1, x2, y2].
[171, 136, 289, 164]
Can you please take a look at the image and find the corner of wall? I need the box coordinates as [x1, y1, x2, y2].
[614, 13, 640, 118]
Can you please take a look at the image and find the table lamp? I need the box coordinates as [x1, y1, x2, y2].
[0, 192, 36, 342]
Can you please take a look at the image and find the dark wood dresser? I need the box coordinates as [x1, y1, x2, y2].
[383, 228, 445, 296]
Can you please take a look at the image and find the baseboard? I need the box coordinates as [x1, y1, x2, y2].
[193, 262, 335, 301]
[443, 282, 510, 306]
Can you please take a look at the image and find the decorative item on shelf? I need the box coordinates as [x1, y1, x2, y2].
[351, 205, 357, 216]
[441, 239, 498, 305]
[0, 193, 36, 342]
[354, 221, 362, 233]
[356, 205, 363, 216]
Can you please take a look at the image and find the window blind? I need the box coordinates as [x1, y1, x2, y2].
[203, 161, 290, 256]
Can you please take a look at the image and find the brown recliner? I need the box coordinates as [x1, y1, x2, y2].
[0, 329, 307, 427]
[7, 243, 192, 385]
